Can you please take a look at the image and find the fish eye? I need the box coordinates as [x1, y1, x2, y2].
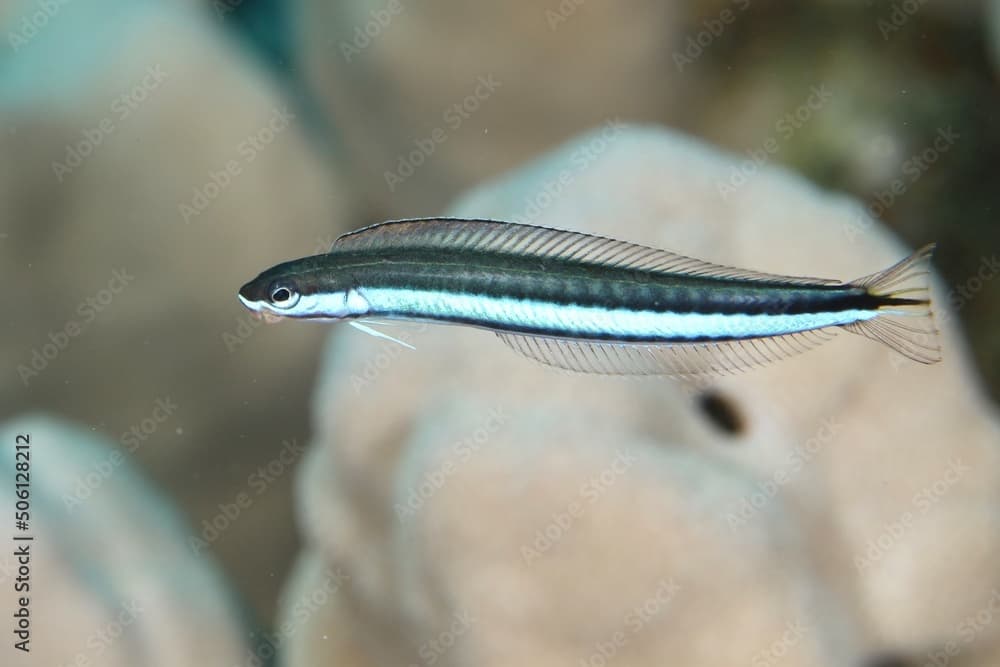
[269, 285, 300, 309]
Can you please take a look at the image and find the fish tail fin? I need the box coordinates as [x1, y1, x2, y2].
[842, 243, 941, 364]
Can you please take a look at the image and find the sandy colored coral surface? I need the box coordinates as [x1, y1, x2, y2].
[296, 0, 681, 217]
[277, 126, 1000, 666]
[0, 0, 357, 617]
[0, 414, 251, 667]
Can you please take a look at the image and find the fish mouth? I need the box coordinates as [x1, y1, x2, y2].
[237, 290, 285, 323]
[238, 279, 257, 303]
[237, 291, 259, 312]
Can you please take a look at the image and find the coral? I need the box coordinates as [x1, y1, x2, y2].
[0, 0, 356, 615]
[280, 125, 1000, 664]
[0, 414, 251, 666]
[295, 0, 681, 216]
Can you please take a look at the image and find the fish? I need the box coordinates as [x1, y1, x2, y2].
[237, 218, 941, 376]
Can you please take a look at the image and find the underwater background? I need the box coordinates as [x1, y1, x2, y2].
[1, 0, 999, 665]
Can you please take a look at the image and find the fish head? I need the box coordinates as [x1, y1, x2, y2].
[237, 256, 370, 320]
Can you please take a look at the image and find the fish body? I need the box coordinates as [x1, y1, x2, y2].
[238, 218, 940, 376]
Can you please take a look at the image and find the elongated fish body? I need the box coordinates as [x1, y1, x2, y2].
[238, 218, 940, 376]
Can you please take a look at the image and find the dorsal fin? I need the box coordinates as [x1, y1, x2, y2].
[332, 218, 840, 286]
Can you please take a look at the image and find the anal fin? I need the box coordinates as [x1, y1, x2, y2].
[842, 316, 940, 364]
[495, 329, 838, 377]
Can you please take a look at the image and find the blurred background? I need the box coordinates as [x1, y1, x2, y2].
[1, 0, 998, 664]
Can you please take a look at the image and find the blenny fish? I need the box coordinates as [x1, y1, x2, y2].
[237, 218, 940, 376]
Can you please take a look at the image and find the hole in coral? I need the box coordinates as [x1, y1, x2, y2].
[697, 390, 745, 437]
